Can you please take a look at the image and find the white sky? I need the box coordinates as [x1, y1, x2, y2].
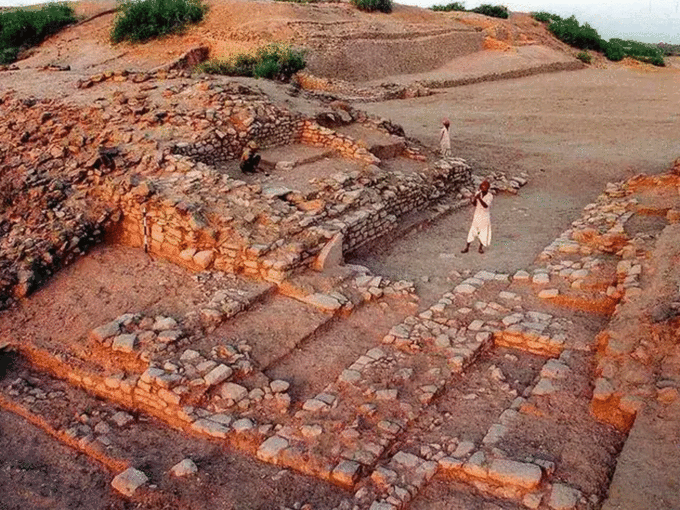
[1, 0, 678, 44]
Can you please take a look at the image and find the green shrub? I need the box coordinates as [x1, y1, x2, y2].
[351, 0, 393, 14]
[541, 13, 665, 66]
[430, 2, 466, 12]
[608, 38, 665, 66]
[0, 3, 77, 64]
[603, 41, 625, 61]
[111, 0, 207, 43]
[531, 11, 561, 23]
[469, 4, 508, 19]
[548, 15, 604, 51]
[576, 51, 591, 64]
[253, 58, 280, 79]
[198, 44, 306, 81]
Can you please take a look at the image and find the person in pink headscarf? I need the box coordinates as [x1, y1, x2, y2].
[462, 180, 493, 254]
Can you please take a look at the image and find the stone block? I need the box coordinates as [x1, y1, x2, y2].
[219, 382, 248, 402]
[391, 451, 421, 469]
[111, 411, 134, 427]
[153, 316, 178, 331]
[270, 380, 290, 393]
[331, 460, 361, 486]
[538, 289, 559, 299]
[90, 321, 121, 343]
[541, 360, 570, 379]
[232, 418, 254, 432]
[593, 377, 615, 401]
[463, 451, 486, 478]
[513, 270, 530, 281]
[533, 378, 556, 396]
[376, 389, 398, 401]
[191, 418, 229, 438]
[313, 233, 344, 272]
[439, 456, 463, 471]
[171, 458, 198, 477]
[257, 436, 289, 462]
[339, 369, 361, 384]
[369, 503, 397, 510]
[548, 483, 582, 510]
[302, 398, 328, 412]
[371, 466, 398, 487]
[303, 293, 343, 312]
[532, 273, 550, 285]
[112, 334, 137, 353]
[194, 250, 215, 269]
[204, 364, 233, 386]
[454, 283, 476, 294]
[488, 459, 542, 489]
[157, 329, 183, 344]
[111, 467, 148, 496]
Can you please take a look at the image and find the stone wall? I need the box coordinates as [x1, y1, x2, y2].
[306, 29, 484, 82]
[338, 161, 472, 254]
[106, 158, 472, 284]
[173, 116, 380, 166]
[173, 104, 306, 166]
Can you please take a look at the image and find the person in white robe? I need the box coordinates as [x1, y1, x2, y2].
[462, 180, 493, 254]
[439, 119, 451, 156]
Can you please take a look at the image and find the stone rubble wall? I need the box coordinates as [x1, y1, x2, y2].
[106, 158, 472, 284]
[337, 161, 472, 255]
[172, 103, 306, 166]
[174, 114, 382, 167]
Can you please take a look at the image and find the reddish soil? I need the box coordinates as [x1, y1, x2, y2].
[1, 2, 680, 509]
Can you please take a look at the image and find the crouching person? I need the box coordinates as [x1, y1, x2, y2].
[240, 141, 261, 174]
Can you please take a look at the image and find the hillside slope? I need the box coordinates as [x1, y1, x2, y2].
[13, 0, 577, 81]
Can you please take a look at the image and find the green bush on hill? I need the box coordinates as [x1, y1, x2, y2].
[198, 44, 306, 81]
[531, 11, 561, 23]
[469, 4, 509, 19]
[576, 50, 591, 64]
[111, 0, 207, 43]
[0, 3, 77, 64]
[532, 11, 665, 66]
[430, 2, 466, 12]
[610, 38, 665, 66]
[604, 40, 625, 61]
[548, 15, 604, 51]
[351, 0, 393, 13]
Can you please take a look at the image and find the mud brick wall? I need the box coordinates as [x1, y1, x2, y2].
[174, 116, 378, 166]
[174, 116, 306, 166]
[261, 160, 473, 281]
[110, 200, 254, 275]
[341, 161, 472, 253]
[299, 121, 381, 164]
[306, 30, 484, 82]
[108, 160, 471, 284]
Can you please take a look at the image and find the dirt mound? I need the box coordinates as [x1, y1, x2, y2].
[14, 0, 574, 82]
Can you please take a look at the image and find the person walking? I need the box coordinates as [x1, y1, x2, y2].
[439, 119, 451, 157]
[462, 180, 493, 254]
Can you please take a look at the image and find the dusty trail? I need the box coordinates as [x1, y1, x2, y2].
[350, 67, 680, 303]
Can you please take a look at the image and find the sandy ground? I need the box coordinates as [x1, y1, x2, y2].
[350, 66, 680, 303]
[1, 3, 680, 508]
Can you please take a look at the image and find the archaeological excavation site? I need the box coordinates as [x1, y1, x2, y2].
[1, 1, 679, 510]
